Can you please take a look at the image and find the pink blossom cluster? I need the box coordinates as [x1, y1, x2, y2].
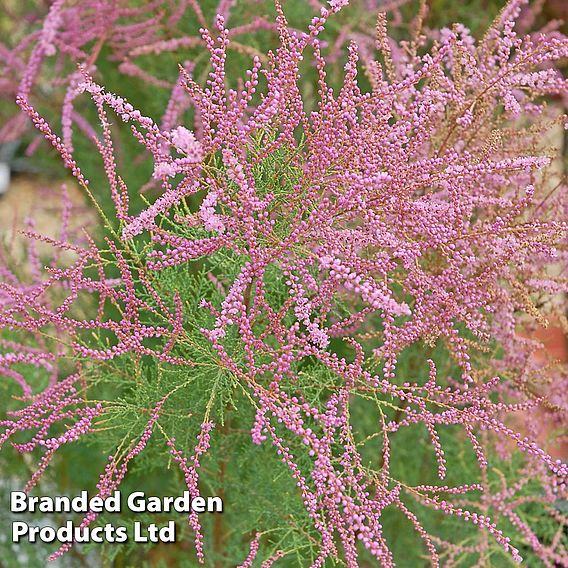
[0, 0, 308, 147]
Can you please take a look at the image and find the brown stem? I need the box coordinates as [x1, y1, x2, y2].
[213, 419, 229, 567]
[213, 281, 253, 565]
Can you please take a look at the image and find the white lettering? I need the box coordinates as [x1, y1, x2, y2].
[127, 492, 146, 513]
[10, 492, 28, 513]
[12, 522, 28, 541]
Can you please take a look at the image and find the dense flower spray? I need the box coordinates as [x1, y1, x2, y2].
[1, 0, 567, 566]
[1, 0, 266, 144]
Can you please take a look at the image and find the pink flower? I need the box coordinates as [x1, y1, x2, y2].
[199, 191, 225, 234]
[170, 126, 203, 161]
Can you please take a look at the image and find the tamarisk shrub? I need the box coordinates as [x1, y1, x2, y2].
[1, 0, 568, 565]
